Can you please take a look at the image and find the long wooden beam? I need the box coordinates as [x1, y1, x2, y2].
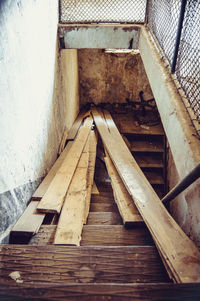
[37, 116, 93, 214]
[54, 139, 90, 245]
[92, 108, 200, 283]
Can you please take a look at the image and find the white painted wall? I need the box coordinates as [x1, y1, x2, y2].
[0, 0, 80, 242]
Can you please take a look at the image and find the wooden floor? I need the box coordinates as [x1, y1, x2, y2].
[1, 110, 200, 300]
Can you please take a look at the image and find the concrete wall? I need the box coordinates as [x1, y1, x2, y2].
[0, 1, 79, 243]
[139, 27, 200, 244]
[78, 49, 153, 106]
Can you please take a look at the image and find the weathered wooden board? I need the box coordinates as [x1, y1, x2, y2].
[37, 116, 93, 214]
[54, 140, 89, 245]
[67, 110, 91, 141]
[89, 202, 118, 213]
[91, 182, 99, 195]
[87, 212, 122, 225]
[10, 201, 45, 236]
[1, 282, 200, 301]
[29, 225, 153, 246]
[33, 142, 73, 199]
[84, 130, 97, 223]
[104, 153, 143, 226]
[92, 108, 200, 283]
[0, 245, 169, 284]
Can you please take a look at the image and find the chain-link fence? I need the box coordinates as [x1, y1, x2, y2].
[147, 0, 200, 124]
[59, 0, 147, 23]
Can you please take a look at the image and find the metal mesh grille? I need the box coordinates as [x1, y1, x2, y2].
[147, 0, 200, 124]
[147, 0, 181, 65]
[176, 1, 200, 122]
[59, 0, 147, 23]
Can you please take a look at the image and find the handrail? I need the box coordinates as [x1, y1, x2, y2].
[162, 163, 200, 205]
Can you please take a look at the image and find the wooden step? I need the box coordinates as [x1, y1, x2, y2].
[91, 195, 115, 203]
[0, 245, 169, 284]
[87, 212, 122, 225]
[133, 153, 163, 168]
[1, 282, 200, 300]
[143, 170, 164, 185]
[29, 225, 154, 246]
[90, 202, 118, 213]
[112, 113, 164, 136]
[130, 139, 164, 153]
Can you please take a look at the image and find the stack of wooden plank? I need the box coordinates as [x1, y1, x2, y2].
[92, 108, 200, 283]
[11, 112, 98, 246]
[11, 108, 200, 284]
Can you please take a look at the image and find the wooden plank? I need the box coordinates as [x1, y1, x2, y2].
[84, 130, 97, 224]
[67, 110, 90, 141]
[29, 225, 153, 246]
[104, 152, 143, 226]
[10, 201, 45, 237]
[134, 153, 163, 168]
[131, 139, 164, 153]
[0, 245, 169, 284]
[87, 212, 122, 225]
[91, 194, 115, 203]
[90, 202, 118, 213]
[92, 108, 200, 283]
[112, 113, 164, 136]
[37, 116, 93, 214]
[54, 139, 90, 245]
[1, 282, 200, 301]
[91, 182, 99, 195]
[32, 142, 73, 199]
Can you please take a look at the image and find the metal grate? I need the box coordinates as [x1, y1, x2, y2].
[176, 0, 200, 122]
[59, 0, 147, 23]
[147, 0, 200, 124]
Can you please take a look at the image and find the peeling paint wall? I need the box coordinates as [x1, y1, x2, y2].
[0, 1, 79, 243]
[78, 49, 153, 106]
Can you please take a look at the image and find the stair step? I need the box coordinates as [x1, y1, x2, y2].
[1, 282, 198, 300]
[29, 225, 154, 246]
[130, 139, 164, 153]
[112, 113, 164, 136]
[90, 202, 118, 213]
[0, 245, 170, 284]
[87, 212, 122, 225]
[143, 170, 164, 185]
[91, 195, 115, 203]
[133, 153, 164, 168]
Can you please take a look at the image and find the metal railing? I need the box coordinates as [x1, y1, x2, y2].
[59, 0, 200, 128]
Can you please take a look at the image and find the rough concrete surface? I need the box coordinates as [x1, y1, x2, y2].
[0, 1, 78, 242]
[140, 27, 200, 244]
[78, 49, 153, 106]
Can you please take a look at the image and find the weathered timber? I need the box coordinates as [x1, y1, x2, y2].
[87, 212, 122, 225]
[92, 108, 200, 283]
[0, 282, 200, 301]
[2, 282, 200, 301]
[0, 245, 169, 284]
[10, 201, 45, 238]
[89, 202, 118, 213]
[91, 194, 115, 203]
[54, 139, 89, 245]
[104, 153, 143, 226]
[84, 130, 97, 224]
[32, 141, 73, 199]
[131, 139, 164, 153]
[67, 111, 91, 141]
[37, 116, 93, 214]
[29, 225, 153, 246]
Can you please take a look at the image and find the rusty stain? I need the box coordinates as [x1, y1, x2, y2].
[122, 27, 136, 32]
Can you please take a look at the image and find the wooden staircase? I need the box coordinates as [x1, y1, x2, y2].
[1, 108, 200, 300]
